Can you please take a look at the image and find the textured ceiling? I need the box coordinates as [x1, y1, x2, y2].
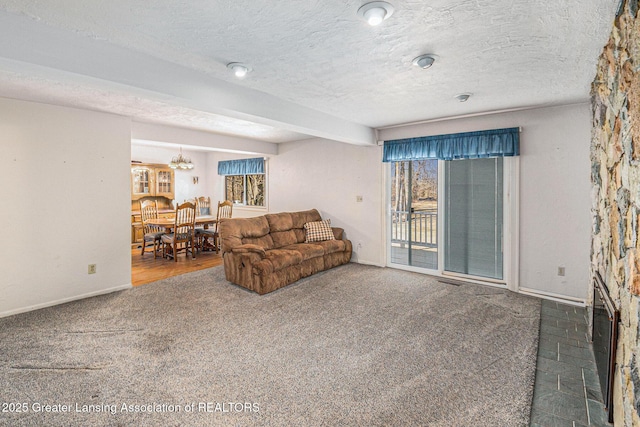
[0, 68, 309, 142]
[0, 0, 620, 145]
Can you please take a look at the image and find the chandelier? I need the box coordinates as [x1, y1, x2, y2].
[168, 147, 194, 170]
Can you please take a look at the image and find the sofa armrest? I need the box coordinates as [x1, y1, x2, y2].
[231, 244, 267, 258]
[332, 227, 344, 240]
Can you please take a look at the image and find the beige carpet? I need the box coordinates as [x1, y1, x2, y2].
[0, 264, 540, 426]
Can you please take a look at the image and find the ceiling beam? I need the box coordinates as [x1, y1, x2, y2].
[131, 122, 279, 155]
[0, 11, 376, 146]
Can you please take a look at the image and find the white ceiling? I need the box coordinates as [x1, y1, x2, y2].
[0, 0, 619, 145]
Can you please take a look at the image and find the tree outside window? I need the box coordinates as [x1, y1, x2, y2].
[225, 174, 265, 206]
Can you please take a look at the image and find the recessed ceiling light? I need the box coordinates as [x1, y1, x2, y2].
[412, 54, 436, 69]
[357, 1, 395, 26]
[227, 62, 251, 79]
[455, 93, 472, 102]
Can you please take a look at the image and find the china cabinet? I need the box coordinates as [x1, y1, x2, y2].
[130, 163, 176, 245]
[131, 164, 174, 200]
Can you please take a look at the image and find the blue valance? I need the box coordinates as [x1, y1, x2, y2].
[382, 127, 519, 162]
[218, 157, 265, 175]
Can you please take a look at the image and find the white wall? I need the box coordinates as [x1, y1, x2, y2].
[379, 103, 592, 300]
[269, 139, 384, 265]
[131, 144, 210, 203]
[0, 98, 132, 317]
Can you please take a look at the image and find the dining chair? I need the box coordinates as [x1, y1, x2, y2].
[196, 196, 211, 216]
[197, 200, 233, 253]
[196, 196, 211, 250]
[195, 196, 212, 250]
[184, 198, 198, 211]
[161, 201, 197, 262]
[140, 199, 165, 258]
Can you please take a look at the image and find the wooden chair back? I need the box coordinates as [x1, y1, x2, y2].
[197, 196, 212, 216]
[161, 201, 196, 261]
[140, 200, 160, 234]
[215, 200, 234, 231]
[174, 201, 196, 240]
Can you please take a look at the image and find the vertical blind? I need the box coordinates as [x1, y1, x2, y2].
[217, 157, 265, 175]
[383, 127, 519, 162]
[444, 157, 504, 280]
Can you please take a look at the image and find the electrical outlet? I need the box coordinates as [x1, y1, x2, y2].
[557, 267, 565, 277]
[88, 264, 97, 274]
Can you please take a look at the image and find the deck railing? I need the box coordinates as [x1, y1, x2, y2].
[391, 209, 437, 248]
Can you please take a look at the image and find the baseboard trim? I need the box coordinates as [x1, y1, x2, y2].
[0, 284, 133, 319]
[351, 259, 385, 268]
[519, 287, 586, 307]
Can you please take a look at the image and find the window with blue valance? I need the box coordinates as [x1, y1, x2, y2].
[217, 157, 265, 175]
[382, 127, 520, 162]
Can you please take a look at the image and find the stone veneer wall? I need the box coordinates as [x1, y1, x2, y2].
[591, 1, 640, 425]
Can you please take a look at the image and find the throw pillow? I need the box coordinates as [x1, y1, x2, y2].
[304, 219, 335, 243]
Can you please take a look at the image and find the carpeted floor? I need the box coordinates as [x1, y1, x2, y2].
[0, 264, 540, 426]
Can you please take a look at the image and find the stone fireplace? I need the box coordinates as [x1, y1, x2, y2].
[591, 1, 640, 425]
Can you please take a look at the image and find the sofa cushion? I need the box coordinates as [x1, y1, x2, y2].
[271, 230, 298, 248]
[283, 243, 325, 261]
[314, 239, 346, 254]
[254, 249, 304, 274]
[290, 209, 322, 228]
[242, 234, 275, 250]
[266, 212, 298, 248]
[293, 228, 306, 243]
[304, 219, 335, 243]
[265, 212, 294, 232]
[219, 216, 271, 253]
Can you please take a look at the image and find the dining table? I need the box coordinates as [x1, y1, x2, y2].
[145, 215, 217, 233]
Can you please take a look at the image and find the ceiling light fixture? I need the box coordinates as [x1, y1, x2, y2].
[227, 62, 251, 79]
[455, 93, 472, 102]
[168, 147, 194, 170]
[412, 54, 436, 70]
[357, 1, 395, 26]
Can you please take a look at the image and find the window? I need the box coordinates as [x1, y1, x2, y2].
[218, 157, 266, 207]
[225, 174, 265, 206]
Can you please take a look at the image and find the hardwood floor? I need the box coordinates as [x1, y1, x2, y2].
[131, 244, 223, 286]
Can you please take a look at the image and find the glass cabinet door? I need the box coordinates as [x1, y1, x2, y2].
[155, 168, 174, 199]
[131, 166, 154, 198]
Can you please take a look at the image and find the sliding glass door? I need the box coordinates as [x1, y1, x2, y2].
[389, 157, 509, 284]
[390, 159, 438, 270]
[443, 158, 503, 280]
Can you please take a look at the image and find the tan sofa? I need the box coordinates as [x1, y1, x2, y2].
[218, 209, 352, 294]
